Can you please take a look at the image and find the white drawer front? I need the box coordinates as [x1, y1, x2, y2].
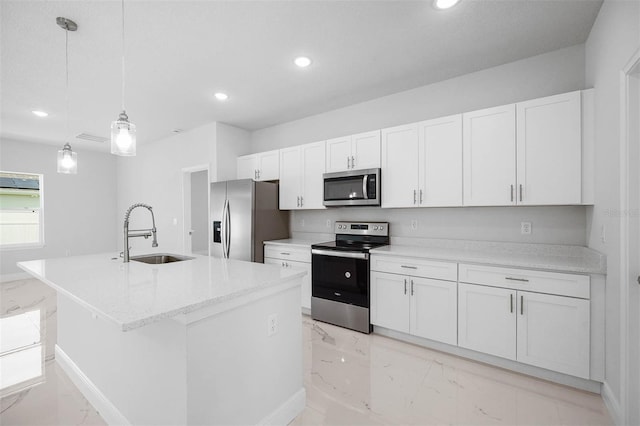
[458, 263, 589, 299]
[264, 245, 311, 263]
[370, 255, 457, 281]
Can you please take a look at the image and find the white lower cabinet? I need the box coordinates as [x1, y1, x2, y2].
[264, 244, 312, 310]
[458, 266, 591, 379]
[370, 256, 458, 346]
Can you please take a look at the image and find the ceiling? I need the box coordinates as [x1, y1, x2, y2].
[0, 0, 602, 152]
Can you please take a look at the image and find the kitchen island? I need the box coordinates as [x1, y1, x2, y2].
[18, 253, 306, 426]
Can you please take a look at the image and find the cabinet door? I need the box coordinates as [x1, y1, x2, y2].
[516, 91, 582, 205]
[237, 154, 257, 180]
[257, 149, 280, 181]
[463, 104, 516, 206]
[300, 141, 326, 209]
[279, 147, 301, 210]
[458, 283, 516, 360]
[352, 130, 381, 170]
[418, 114, 463, 207]
[370, 271, 410, 333]
[410, 277, 457, 345]
[325, 136, 352, 173]
[516, 291, 590, 379]
[264, 258, 312, 310]
[381, 124, 420, 208]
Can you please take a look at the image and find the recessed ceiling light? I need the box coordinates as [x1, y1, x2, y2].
[32, 110, 48, 117]
[214, 92, 229, 101]
[433, 0, 460, 10]
[294, 56, 312, 68]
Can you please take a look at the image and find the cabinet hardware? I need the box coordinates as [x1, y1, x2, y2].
[300, 196, 304, 207]
[419, 189, 423, 204]
[347, 157, 351, 169]
[404, 278, 407, 295]
[401, 265, 417, 269]
[520, 295, 524, 315]
[505, 277, 529, 282]
[254, 170, 258, 179]
[519, 184, 523, 202]
[257, 169, 261, 179]
[413, 190, 417, 205]
[280, 252, 290, 256]
[351, 156, 355, 168]
[296, 196, 300, 207]
[281, 261, 285, 267]
[510, 185, 514, 202]
[510, 294, 513, 313]
[410, 279, 414, 296]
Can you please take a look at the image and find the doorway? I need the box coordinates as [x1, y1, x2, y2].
[182, 165, 210, 256]
[620, 48, 640, 426]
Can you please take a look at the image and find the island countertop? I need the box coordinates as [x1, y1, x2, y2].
[18, 252, 306, 332]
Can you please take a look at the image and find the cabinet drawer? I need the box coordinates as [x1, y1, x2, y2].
[370, 255, 457, 281]
[264, 245, 311, 263]
[458, 264, 589, 299]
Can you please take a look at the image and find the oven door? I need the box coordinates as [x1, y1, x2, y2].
[323, 168, 380, 206]
[311, 250, 369, 307]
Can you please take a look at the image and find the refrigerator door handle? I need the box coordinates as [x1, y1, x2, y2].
[225, 199, 231, 258]
[221, 199, 229, 258]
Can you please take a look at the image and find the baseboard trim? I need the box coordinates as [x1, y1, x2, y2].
[55, 345, 131, 426]
[257, 387, 306, 426]
[601, 381, 623, 425]
[0, 272, 30, 283]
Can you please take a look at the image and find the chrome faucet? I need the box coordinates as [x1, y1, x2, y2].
[123, 203, 158, 262]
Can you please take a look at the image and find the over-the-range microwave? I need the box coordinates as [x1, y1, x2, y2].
[323, 168, 381, 207]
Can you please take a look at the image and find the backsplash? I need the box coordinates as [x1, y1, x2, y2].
[290, 205, 587, 246]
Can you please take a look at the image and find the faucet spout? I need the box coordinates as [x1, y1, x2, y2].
[123, 203, 158, 262]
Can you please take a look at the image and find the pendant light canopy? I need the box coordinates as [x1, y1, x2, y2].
[111, 0, 136, 156]
[56, 17, 78, 174]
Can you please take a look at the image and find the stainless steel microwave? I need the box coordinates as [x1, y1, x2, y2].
[323, 168, 381, 207]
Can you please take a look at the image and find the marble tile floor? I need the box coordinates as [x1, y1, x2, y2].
[1, 278, 612, 425]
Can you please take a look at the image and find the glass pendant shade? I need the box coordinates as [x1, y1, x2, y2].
[110, 111, 136, 156]
[57, 143, 78, 174]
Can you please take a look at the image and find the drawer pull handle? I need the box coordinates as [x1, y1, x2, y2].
[401, 265, 418, 269]
[505, 277, 529, 282]
[510, 294, 513, 313]
[404, 278, 407, 295]
[280, 252, 290, 255]
[520, 295, 524, 315]
[411, 279, 414, 296]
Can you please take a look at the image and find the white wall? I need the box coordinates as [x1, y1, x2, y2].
[251, 44, 589, 245]
[116, 121, 250, 254]
[584, 0, 640, 421]
[0, 138, 118, 279]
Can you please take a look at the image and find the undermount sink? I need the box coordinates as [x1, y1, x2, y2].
[130, 253, 195, 265]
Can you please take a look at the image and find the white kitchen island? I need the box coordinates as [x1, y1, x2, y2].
[18, 253, 306, 426]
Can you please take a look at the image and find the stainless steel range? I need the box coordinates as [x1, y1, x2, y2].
[311, 221, 389, 334]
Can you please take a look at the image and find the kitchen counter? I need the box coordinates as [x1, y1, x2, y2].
[18, 252, 305, 331]
[372, 239, 606, 274]
[18, 252, 306, 425]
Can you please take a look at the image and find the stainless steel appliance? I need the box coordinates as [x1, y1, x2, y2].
[211, 179, 289, 262]
[311, 221, 389, 333]
[323, 168, 381, 207]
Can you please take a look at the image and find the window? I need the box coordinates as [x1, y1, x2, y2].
[0, 171, 44, 248]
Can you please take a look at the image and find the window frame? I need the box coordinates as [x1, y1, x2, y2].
[0, 171, 45, 250]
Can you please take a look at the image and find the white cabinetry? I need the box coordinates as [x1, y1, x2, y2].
[237, 149, 280, 181]
[370, 255, 457, 345]
[381, 115, 463, 208]
[457, 263, 590, 379]
[264, 244, 312, 310]
[279, 141, 326, 210]
[463, 91, 583, 206]
[326, 130, 381, 173]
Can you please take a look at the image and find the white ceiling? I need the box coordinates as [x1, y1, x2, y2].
[1, 0, 602, 152]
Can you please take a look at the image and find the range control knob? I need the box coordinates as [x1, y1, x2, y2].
[373, 226, 379, 230]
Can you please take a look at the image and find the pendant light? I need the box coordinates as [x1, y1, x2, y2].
[110, 0, 136, 156]
[56, 17, 78, 174]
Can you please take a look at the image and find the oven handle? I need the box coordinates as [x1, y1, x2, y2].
[362, 175, 369, 200]
[311, 249, 369, 260]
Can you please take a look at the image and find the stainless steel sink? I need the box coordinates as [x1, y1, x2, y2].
[130, 253, 195, 264]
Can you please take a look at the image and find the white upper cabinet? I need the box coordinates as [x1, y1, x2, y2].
[418, 114, 463, 207]
[463, 104, 517, 206]
[237, 150, 280, 181]
[381, 123, 420, 208]
[325, 130, 381, 173]
[279, 141, 326, 210]
[516, 91, 582, 205]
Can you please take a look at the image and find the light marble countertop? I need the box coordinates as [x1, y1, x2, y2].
[18, 252, 306, 332]
[264, 233, 332, 248]
[372, 238, 606, 274]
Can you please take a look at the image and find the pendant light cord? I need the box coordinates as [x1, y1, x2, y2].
[65, 26, 69, 143]
[121, 0, 126, 112]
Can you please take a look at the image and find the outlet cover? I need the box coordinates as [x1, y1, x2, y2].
[267, 313, 278, 337]
[326, 219, 332, 228]
[521, 222, 532, 235]
[411, 220, 418, 230]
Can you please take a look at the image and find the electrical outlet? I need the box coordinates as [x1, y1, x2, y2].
[267, 313, 278, 337]
[326, 219, 332, 228]
[410, 220, 418, 230]
[520, 222, 532, 235]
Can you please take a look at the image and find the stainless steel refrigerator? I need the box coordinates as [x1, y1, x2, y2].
[211, 179, 289, 262]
